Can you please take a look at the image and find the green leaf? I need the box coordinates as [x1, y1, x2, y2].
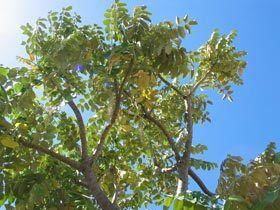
[228, 195, 245, 202]
[0, 134, 19, 149]
[183, 200, 194, 210]
[176, 16, 181, 25]
[174, 198, 183, 210]
[14, 83, 23, 93]
[164, 196, 173, 209]
[0, 67, 8, 77]
[65, 6, 72, 11]
[178, 26, 186, 38]
[103, 19, 111, 26]
[189, 20, 198, 25]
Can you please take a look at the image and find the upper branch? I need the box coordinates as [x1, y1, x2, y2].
[91, 60, 133, 161]
[182, 97, 194, 161]
[153, 160, 215, 196]
[157, 74, 187, 99]
[68, 100, 88, 160]
[141, 107, 181, 162]
[188, 69, 212, 97]
[91, 88, 121, 160]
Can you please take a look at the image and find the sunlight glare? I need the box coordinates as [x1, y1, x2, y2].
[0, 0, 23, 38]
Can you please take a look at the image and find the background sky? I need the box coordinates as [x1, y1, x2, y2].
[0, 0, 280, 209]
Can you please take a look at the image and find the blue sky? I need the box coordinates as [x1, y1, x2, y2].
[1, 0, 280, 209]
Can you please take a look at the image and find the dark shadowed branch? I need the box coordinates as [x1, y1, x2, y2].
[188, 168, 216, 196]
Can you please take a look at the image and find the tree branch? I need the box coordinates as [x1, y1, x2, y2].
[157, 74, 187, 99]
[91, 88, 121, 161]
[68, 100, 88, 160]
[1, 117, 81, 171]
[182, 97, 194, 161]
[188, 56, 222, 97]
[19, 139, 81, 171]
[141, 108, 181, 162]
[72, 177, 89, 189]
[176, 97, 194, 195]
[91, 60, 133, 161]
[154, 162, 215, 197]
[188, 69, 212, 97]
[188, 168, 216, 196]
[111, 181, 119, 204]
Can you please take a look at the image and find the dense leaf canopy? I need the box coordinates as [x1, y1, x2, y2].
[0, 2, 277, 210]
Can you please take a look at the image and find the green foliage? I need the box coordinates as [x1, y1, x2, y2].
[0, 1, 249, 209]
[163, 192, 220, 210]
[217, 143, 280, 210]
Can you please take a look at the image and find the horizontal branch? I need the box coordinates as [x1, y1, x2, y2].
[1, 117, 81, 170]
[19, 139, 81, 171]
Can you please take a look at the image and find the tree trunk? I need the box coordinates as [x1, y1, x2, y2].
[176, 97, 193, 196]
[176, 162, 188, 196]
[84, 166, 119, 210]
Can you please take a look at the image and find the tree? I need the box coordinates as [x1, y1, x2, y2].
[216, 142, 280, 210]
[2, 1, 274, 209]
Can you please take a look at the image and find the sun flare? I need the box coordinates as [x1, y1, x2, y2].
[0, 0, 23, 37]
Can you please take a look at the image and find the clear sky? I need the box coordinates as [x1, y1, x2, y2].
[1, 0, 280, 209]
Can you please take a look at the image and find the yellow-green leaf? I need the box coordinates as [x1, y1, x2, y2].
[0, 134, 19, 148]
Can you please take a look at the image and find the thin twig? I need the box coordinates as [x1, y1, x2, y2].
[157, 74, 187, 99]
[188, 69, 212, 97]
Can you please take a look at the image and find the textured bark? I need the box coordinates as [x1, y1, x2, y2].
[176, 163, 188, 196]
[177, 97, 194, 195]
[84, 165, 119, 210]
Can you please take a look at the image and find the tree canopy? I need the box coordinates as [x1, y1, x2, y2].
[0, 1, 278, 210]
